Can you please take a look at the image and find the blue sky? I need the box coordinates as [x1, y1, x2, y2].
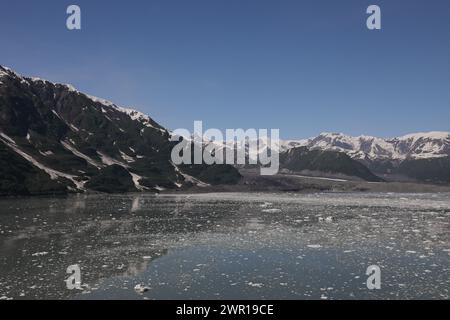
[1, 0, 449, 139]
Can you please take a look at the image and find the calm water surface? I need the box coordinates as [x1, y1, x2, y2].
[0, 192, 449, 300]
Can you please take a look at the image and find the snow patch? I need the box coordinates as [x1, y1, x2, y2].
[97, 152, 148, 191]
[119, 150, 135, 163]
[61, 141, 103, 169]
[171, 161, 209, 187]
[0, 132, 85, 190]
[39, 150, 54, 156]
[97, 152, 129, 168]
[130, 172, 148, 191]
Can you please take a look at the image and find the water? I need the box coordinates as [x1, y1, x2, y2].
[0, 192, 449, 300]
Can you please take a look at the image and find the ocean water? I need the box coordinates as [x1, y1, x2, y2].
[0, 192, 449, 300]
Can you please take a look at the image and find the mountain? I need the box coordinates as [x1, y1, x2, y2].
[249, 132, 450, 183]
[227, 132, 450, 183]
[397, 156, 450, 184]
[247, 131, 450, 162]
[279, 147, 383, 182]
[2, 65, 448, 192]
[303, 132, 450, 161]
[0, 65, 240, 195]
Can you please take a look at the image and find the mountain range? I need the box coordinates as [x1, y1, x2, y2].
[1, 65, 449, 195]
[250, 132, 450, 183]
[0, 65, 240, 195]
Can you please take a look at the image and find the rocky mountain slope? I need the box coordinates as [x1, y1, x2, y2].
[249, 132, 450, 183]
[1, 65, 448, 193]
[0, 66, 240, 195]
[279, 147, 383, 182]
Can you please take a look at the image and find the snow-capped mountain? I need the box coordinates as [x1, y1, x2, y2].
[300, 132, 450, 161]
[390, 132, 450, 159]
[224, 131, 450, 164]
[0, 65, 240, 195]
[253, 132, 450, 161]
[2, 65, 450, 191]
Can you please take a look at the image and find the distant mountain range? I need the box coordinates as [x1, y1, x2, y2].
[1, 65, 449, 195]
[298, 131, 450, 161]
[249, 132, 450, 183]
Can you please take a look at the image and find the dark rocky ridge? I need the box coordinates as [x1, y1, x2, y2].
[0, 65, 241, 195]
[279, 147, 383, 182]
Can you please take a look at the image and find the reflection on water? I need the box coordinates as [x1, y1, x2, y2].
[0, 192, 449, 300]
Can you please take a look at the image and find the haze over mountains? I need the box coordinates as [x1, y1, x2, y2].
[1, 65, 450, 195]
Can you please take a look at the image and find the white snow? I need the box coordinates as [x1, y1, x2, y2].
[0, 132, 85, 190]
[30, 77, 48, 84]
[119, 150, 135, 163]
[64, 84, 77, 92]
[171, 161, 209, 187]
[61, 141, 102, 169]
[97, 152, 148, 190]
[69, 124, 79, 132]
[97, 152, 129, 167]
[85, 94, 116, 107]
[51, 110, 79, 132]
[51, 110, 61, 119]
[284, 131, 450, 161]
[0, 132, 16, 144]
[39, 150, 54, 156]
[0, 65, 23, 79]
[84, 93, 167, 134]
[397, 131, 450, 142]
[114, 106, 167, 133]
[130, 172, 148, 191]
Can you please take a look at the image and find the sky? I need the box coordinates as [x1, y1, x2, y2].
[0, 0, 449, 139]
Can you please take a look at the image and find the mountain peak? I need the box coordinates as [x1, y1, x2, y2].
[1, 65, 163, 134]
[397, 131, 450, 141]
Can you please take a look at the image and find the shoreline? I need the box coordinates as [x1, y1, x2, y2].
[2, 169, 450, 199]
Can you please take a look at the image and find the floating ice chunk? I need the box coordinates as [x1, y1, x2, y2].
[31, 252, 49, 257]
[260, 202, 273, 208]
[134, 284, 149, 294]
[247, 282, 264, 288]
[262, 208, 281, 213]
